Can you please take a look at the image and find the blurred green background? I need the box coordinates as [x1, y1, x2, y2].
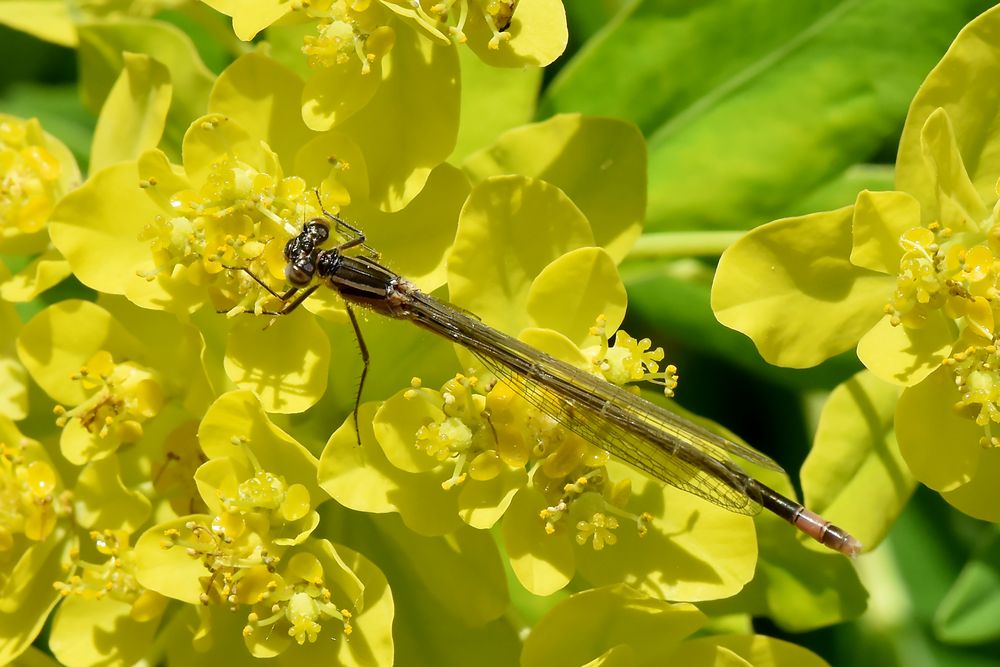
[3, 1, 1000, 665]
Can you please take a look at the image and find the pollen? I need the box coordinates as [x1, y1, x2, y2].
[583, 316, 680, 398]
[575, 512, 619, 551]
[943, 343, 1000, 445]
[408, 373, 499, 488]
[482, 0, 516, 49]
[240, 552, 356, 645]
[364, 0, 517, 50]
[884, 222, 1000, 339]
[302, 1, 395, 73]
[0, 116, 64, 235]
[160, 518, 282, 609]
[0, 441, 68, 547]
[138, 155, 319, 312]
[55, 351, 163, 450]
[53, 530, 162, 617]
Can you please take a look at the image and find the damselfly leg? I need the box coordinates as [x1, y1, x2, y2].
[221, 265, 317, 316]
[313, 189, 379, 260]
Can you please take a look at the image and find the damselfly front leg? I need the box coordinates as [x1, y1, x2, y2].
[220, 265, 317, 316]
[312, 188, 379, 260]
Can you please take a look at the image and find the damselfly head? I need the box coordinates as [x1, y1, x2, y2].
[283, 220, 331, 262]
[303, 219, 330, 244]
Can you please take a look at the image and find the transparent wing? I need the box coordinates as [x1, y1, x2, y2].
[475, 353, 763, 516]
[402, 289, 775, 516]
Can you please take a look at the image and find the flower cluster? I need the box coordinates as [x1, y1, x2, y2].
[713, 6, 1000, 524]
[0, 0, 866, 664]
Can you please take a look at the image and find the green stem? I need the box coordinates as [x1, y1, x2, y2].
[627, 231, 744, 259]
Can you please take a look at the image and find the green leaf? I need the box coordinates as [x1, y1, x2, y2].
[561, 0, 632, 45]
[153, 6, 237, 74]
[803, 370, 913, 551]
[879, 492, 1000, 666]
[786, 164, 896, 217]
[542, 0, 993, 232]
[78, 19, 214, 159]
[90, 52, 172, 173]
[934, 529, 1000, 644]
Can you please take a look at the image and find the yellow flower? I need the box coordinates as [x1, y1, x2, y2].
[0, 115, 78, 303]
[712, 6, 1000, 522]
[0, 417, 74, 665]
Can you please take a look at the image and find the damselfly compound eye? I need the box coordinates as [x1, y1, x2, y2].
[285, 260, 315, 286]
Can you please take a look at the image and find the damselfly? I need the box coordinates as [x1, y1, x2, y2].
[234, 212, 862, 557]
